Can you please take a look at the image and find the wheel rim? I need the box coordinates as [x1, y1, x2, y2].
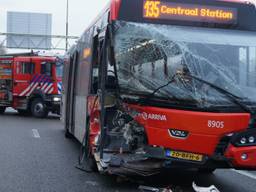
[34, 103, 44, 114]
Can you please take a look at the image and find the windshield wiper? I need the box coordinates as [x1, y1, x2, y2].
[137, 74, 179, 103]
[136, 74, 198, 105]
[188, 74, 255, 128]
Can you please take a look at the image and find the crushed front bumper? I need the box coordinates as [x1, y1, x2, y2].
[225, 145, 256, 169]
[102, 144, 256, 176]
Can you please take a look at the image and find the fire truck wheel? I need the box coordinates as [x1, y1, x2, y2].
[0, 107, 6, 114]
[31, 98, 48, 118]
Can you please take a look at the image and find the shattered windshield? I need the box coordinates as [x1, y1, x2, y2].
[113, 21, 256, 109]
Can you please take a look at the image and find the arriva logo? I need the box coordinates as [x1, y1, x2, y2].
[141, 112, 167, 121]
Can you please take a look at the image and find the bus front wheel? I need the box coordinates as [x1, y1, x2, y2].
[65, 127, 73, 138]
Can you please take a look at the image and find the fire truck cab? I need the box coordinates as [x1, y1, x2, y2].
[0, 52, 62, 118]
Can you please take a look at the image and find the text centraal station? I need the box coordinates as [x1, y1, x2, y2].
[161, 6, 233, 19]
[144, 1, 235, 20]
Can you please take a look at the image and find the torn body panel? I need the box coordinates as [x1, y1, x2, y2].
[88, 98, 253, 176]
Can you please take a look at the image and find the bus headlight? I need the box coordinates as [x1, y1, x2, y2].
[249, 136, 255, 143]
[232, 129, 256, 147]
[240, 137, 247, 145]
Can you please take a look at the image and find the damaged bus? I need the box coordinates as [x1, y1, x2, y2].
[62, 0, 256, 176]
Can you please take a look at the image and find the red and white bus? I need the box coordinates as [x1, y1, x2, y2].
[62, 0, 256, 176]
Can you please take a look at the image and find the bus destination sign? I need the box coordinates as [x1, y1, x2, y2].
[143, 1, 238, 24]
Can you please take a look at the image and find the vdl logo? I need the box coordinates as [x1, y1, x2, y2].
[141, 112, 167, 121]
[169, 129, 189, 139]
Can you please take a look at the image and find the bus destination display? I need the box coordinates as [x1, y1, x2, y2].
[143, 1, 238, 24]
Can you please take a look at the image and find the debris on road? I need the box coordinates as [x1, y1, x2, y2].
[192, 182, 220, 192]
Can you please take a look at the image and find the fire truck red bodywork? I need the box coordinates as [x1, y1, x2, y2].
[0, 54, 61, 116]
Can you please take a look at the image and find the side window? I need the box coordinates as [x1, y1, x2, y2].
[16, 62, 35, 74]
[90, 36, 100, 94]
[239, 47, 256, 87]
[41, 62, 52, 76]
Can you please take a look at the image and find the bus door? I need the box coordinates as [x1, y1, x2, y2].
[13, 58, 35, 97]
[66, 52, 79, 135]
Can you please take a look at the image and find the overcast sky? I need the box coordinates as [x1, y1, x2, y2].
[0, 0, 108, 36]
[0, 0, 109, 40]
[2, 0, 256, 35]
[1, 0, 256, 53]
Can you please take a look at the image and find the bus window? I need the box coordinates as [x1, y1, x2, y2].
[239, 47, 256, 87]
[90, 36, 100, 94]
[114, 21, 256, 105]
[106, 46, 117, 90]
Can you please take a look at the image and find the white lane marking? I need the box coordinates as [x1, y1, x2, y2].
[32, 129, 40, 138]
[232, 169, 256, 180]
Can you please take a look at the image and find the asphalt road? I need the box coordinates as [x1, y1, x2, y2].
[0, 108, 255, 192]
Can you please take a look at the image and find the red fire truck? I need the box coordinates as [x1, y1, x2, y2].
[0, 52, 62, 117]
[62, 0, 256, 176]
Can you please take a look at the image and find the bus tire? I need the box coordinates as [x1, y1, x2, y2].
[65, 127, 73, 138]
[0, 107, 6, 114]
[31, 98, 48, 118]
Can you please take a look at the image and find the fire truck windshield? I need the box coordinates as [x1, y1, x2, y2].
[56, 64, 63, 78]
[56, 57, 64, 78]
[113, 21, 256, 110]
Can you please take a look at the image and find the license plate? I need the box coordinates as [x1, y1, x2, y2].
[166, 150, 203, 162]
